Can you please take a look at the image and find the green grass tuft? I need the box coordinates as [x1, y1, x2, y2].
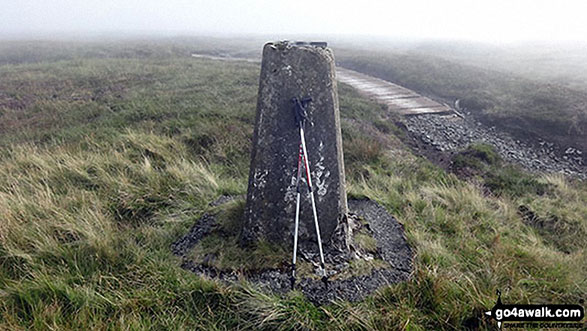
[452, 143, 552, 197]
[0, 40, 585, 330]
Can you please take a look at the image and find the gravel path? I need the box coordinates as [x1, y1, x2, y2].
[188, 53, 586, 179]
[402, 114, 586, 178]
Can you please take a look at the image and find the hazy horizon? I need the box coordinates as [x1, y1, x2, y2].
[2, 0, 587, 44]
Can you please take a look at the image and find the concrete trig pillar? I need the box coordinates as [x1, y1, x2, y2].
[241, 41, 347, 250]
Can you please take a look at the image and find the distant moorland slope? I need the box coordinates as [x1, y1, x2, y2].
[0, 40, 585, 330]
[335, 47, 587, 152]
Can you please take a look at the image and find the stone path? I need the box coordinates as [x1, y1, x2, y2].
[403, 114, 586, 178]
[189, 52, 585, 177]
[335, 67, 585, 177]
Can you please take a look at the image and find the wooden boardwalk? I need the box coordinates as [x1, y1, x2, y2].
[336, 68, 452, 116]
[191, 53, 453, 116]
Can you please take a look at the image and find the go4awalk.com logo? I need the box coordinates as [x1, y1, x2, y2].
[485, 290, 584, 329]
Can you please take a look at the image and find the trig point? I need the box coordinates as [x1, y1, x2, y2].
[241, 41, 348, 250]
[174, 41, 413, 298]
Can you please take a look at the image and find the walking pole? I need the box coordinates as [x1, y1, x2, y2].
[290, 143, 303, 290]
[300, 122, 328, 287]
[290, 97, 328, 289]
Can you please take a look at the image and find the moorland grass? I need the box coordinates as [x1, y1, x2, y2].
[335, 48, 587, 151]
[0, 41, 585, 330]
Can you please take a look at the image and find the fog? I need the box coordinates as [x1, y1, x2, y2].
[2, 0, 587, 43]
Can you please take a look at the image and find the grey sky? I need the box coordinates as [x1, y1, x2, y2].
[2, 0, 586, 42]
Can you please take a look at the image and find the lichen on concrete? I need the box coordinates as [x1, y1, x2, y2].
[241, 41, 347, 249]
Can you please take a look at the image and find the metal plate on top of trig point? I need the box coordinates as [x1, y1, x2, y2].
[241, 41, 347, 248]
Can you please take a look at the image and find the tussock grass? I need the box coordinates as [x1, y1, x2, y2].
[452, 143, 552, 197]
[0, 41, 585, 330]
[0, 132, 242, 329]
[346, 152, 585, 329]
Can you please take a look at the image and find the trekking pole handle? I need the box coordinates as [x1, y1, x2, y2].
[291, 96, 312, 128]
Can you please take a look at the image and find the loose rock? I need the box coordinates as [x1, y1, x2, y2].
[402, 114, 586, 178]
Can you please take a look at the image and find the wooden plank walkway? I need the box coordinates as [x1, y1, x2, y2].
[190, 53, 454, 116]
[335, 68, 452, 115]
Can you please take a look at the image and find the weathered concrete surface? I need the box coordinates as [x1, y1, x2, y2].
[241, 42, 347, 248]
[188, 52, 586, 178]
[188, 53, 450, 116]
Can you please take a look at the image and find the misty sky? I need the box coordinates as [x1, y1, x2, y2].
[2, 0, 586, 42]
